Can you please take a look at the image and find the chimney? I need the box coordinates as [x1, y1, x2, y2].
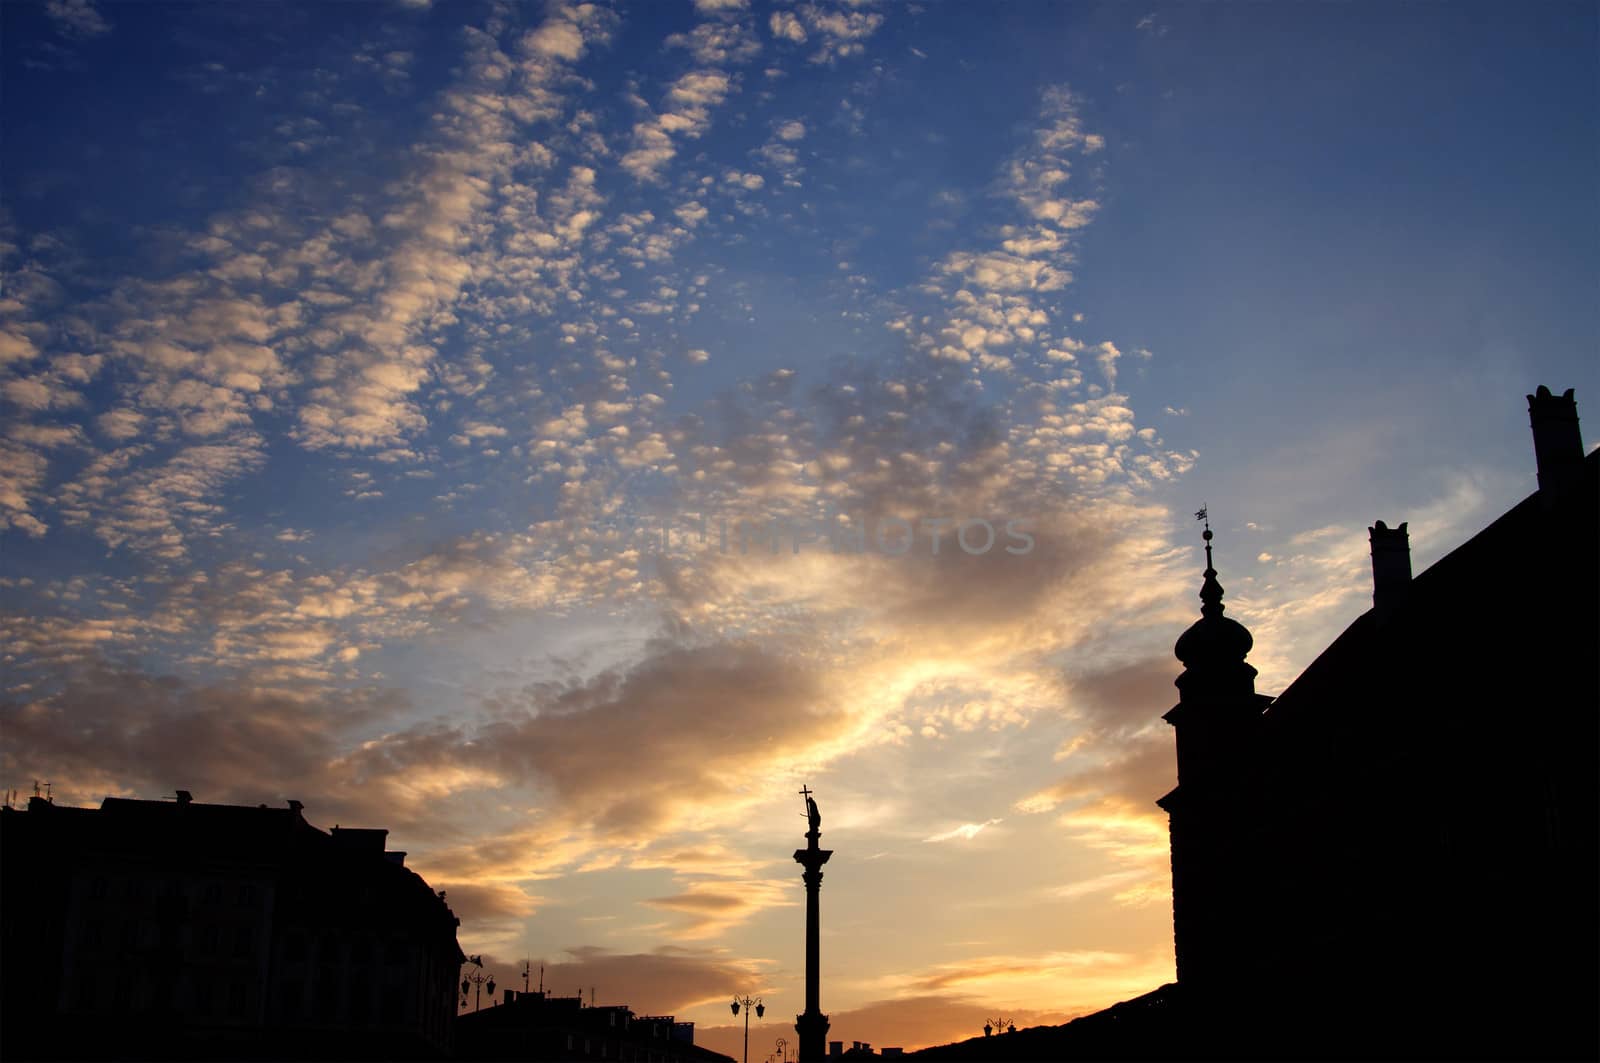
[287, 799, 304, 814]
[505, 990, 517, 1004]
[175, 790, 193, 805]
[1527, 386, 1583, 496]
[830, 1041, 843, 1057]
[1369, 520, 1411, 619]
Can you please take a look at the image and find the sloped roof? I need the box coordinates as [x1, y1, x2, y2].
[1263, 447, 1598, 739]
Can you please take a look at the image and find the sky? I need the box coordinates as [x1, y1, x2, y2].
[2, 0, 1596, 1055]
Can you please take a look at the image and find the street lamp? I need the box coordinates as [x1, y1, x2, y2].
[775, 1036, 788, 1063]
[461, 956, 495, 1013]
[731, 994, 764, 1063]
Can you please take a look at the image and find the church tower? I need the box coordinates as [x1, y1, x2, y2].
[1156, 516, 1271, 994]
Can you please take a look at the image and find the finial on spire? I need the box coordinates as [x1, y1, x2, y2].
[1195, 505, 1224, 616]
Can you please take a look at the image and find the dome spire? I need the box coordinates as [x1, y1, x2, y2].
[1175, 506, 1253, 669]
[1197, 506, 1225, 617]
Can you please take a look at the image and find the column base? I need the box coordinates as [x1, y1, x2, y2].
[795, 1010, 830, 1062]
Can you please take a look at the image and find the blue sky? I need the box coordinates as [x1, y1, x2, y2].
[3, 0, 1595, 1053]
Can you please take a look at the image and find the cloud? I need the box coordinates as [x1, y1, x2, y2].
[0, 662, 389, 814]
[0, 439, 52, 536]
[55, 435, 266, 558]
[622, 71, 735, 182]
[475, 642, 846, 838]
[1136, 12, 1168, 36]
[924, 818, 1003, 842]
[643, 879, 794, 939]
[1065, 657, 1178, 739]
[467, 946, 762, 1017]
[45, 0, 111, 37]
[773, 3, 885, 64]
[666, 21, 761, 66]
[769, 11, 807, 44]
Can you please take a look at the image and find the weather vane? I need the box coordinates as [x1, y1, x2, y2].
[1194, 504, 1209, 529]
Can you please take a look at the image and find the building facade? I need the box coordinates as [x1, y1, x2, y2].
[1, 791, 463, 1060]
[454, 989, 734, 1063]
[1159, 387, 1597, 1057]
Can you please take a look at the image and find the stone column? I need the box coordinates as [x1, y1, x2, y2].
[793, 829, 832, 1062]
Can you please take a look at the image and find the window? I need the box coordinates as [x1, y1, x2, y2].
[348, 981, 369, 1025]
[277, 981, 301, 1020]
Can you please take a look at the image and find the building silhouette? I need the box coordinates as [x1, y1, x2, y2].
[1, 791, 464, 1060]
[914, 387, 1597, 1060]
[1162, 386, 1596, 1057]
[454, 989, 734, 1062]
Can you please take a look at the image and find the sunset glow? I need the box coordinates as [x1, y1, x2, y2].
[3, 1, 1595, 1057]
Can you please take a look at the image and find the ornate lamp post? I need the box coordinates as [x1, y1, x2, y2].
[461, 955, 495, 1013]
[731, 994, 764, 1063]
[775, 1036, 788, 1063]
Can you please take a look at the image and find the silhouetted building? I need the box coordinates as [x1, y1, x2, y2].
[913, 388, 1597, 1061]
[454, 989, 733, 1062]
[823, 1042, 902, 1059]
[1158, 387, 1597, 1057]
[0, 791, 463, 1060]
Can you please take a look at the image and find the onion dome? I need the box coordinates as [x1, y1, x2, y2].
[1175, 521, 1253, 667]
